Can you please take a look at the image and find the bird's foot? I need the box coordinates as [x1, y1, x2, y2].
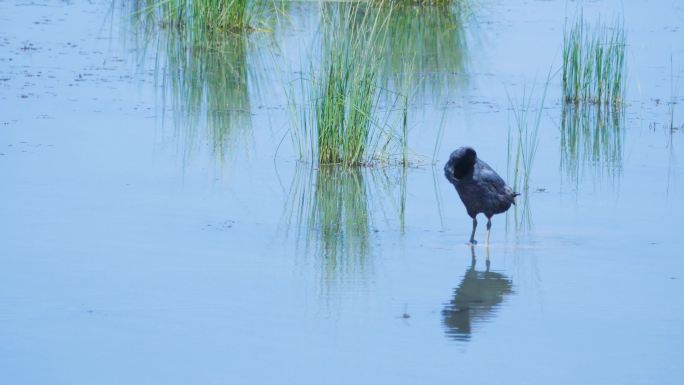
[468, 240, 478, 245]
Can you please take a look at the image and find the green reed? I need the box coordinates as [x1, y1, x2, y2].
[375, 0, 456, 6]
[506, 78, 550, 231]
[506, 81, 549, 193]
[192, 0, 250, 31]
[130, 0, 252, 33]
[290, 3, 409, 167]
[562, 15, 626, 105]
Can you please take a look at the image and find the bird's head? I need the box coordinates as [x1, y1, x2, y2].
[448, 146, 477, 179]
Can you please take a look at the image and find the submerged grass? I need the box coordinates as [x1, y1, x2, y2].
[562, 14, 626, 105]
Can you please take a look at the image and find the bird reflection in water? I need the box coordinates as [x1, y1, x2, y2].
[442, 246, 513, 341]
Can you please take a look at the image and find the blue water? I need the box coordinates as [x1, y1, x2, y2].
[1, 1, 683, 384]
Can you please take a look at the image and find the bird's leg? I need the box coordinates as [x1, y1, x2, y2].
[470, 244, 477, 268]
[469, 217, 477, 245]
[486, 217, 492, 245]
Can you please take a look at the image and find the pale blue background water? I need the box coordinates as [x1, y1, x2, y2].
[1, 1, 683, 384]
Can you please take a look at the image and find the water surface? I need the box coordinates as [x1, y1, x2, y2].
[1, 1, 684, 384]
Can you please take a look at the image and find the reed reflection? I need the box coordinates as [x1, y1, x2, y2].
[442, 246, 513, 341]
[162, 32, 252, 161]
[321, 2, 472, 103]
[379, 3, 471, 102]
[286, 164, 406, 291]
[122, 2, 262, 162]
[560, 105, 624, 185]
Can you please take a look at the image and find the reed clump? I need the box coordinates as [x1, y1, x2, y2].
[191, 0, 250, 31]
[562, 15, 626, 105]
[375, 0, 455, 6]
[131, 0, 252, 33]
[290, 3, 409, 167]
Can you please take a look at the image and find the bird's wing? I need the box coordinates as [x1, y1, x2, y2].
[476, 161, 516, 198]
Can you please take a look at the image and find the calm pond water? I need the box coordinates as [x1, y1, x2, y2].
[1, 1, 684, 384]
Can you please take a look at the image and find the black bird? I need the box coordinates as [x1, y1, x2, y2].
[444, 147, 518, 244]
